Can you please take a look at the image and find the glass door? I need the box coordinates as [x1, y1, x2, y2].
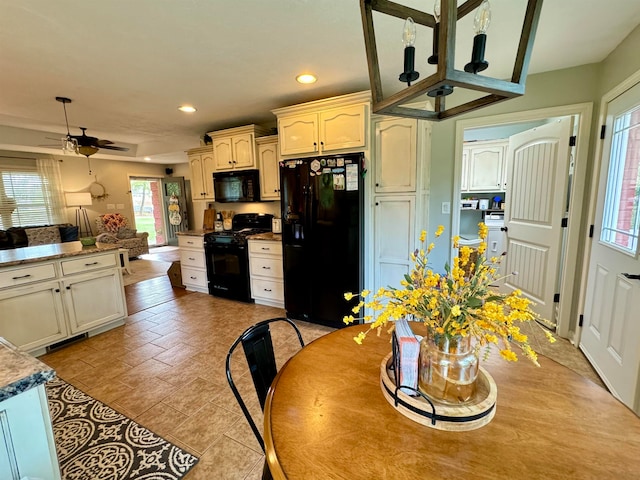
[129, 177, 165, 247]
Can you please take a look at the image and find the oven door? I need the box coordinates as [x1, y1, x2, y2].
[205, 241, 252, 302]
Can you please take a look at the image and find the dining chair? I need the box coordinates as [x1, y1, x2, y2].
[226, 317, 305, 478]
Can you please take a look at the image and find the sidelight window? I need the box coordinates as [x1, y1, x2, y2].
[600, 104, 640, 255]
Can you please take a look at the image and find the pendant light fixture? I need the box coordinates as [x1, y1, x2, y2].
[360, 0, 544, 121]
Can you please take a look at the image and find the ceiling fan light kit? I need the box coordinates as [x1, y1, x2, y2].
[54, 96, 129, 157]
[360, 0, 544, 121]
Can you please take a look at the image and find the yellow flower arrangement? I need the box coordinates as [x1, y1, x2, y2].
[344, 223, 555, 366]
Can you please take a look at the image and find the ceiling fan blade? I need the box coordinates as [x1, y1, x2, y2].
[99, 145, 129, 152]
[97, 139, 114, 146]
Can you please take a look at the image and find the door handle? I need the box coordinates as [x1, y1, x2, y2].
[500, 226, 508, 232]
[622, 273, 640, 280]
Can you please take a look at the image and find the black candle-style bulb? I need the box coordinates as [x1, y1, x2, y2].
[427, 23, 439, 65]
[399, 46, 419, 86]
[464, 33, 489, 74]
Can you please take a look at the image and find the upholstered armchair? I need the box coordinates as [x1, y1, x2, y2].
[95, 214, 149, 259]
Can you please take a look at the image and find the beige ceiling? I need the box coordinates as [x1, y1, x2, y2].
[1, 0, 640, 164]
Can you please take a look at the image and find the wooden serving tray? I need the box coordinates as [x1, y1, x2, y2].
[379, 353, 497, 431]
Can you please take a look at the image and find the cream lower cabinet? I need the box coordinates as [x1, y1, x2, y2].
[0, 384, 61, 480]
[248, 240, 283, 308]
[0, 279, 68, 353]
[63, 269, 126, 334]
[0, 250, 126, 355]
[179, 235, 208, 293]
[373, 196, 416, 293]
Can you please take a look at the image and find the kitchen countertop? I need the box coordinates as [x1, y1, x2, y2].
[0, 337, 55, 402]
[177, 229, 214, 237]
[0, 242, 120, 268]
[247, 232, 282, 241]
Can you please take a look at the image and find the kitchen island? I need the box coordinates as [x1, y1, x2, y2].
[0, 336, 60, 479]
[0, 242, 127, 355]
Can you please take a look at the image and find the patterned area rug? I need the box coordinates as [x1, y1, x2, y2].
[46, 377, 198, 480]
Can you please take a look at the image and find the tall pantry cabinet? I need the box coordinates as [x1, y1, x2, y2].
[369, 116, 430, 295]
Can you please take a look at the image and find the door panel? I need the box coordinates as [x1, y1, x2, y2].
[162, 177, 188, 246]
[580, 81, 640, 414]
[503, 117, 573, 323]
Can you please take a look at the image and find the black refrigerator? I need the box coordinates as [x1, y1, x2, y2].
[280, 152, 364, 328]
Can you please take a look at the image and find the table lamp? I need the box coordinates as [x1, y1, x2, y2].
[65, 192, 93, 238]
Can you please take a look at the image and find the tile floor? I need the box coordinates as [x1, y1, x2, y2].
[38, 275, 605, 479]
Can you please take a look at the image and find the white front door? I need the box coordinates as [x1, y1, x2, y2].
[502, 117, 573, 324]
[580, 82, 640, 415]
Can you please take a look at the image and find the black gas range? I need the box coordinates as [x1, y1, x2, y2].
[204, 213, 273, 302]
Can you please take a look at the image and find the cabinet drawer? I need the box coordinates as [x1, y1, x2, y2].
[251, 278, 284, 302]
[249, 256, 283, 279]
[0, 263, 56, 289]
[178, 236, 204, 249]
[248, 240, 282, 256]
[61, 253, 117, 275]
[180, 250, 206, 268]
[181, 266, 207, 288]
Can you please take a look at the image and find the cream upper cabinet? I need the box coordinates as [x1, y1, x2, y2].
[273, 91, 370, 158]
[188, 146, 215, 201]
[462, 140, 507, 192]
[209, 124, 271, 172]
[257, 135, 280, 201]
[373, 117, 417, 193]
[277, 114, 318, 156]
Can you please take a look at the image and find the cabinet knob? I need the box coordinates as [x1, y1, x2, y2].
[274, 189, 277, 192]
[229, 161, 233, 165]
[375, 202, 379, 206]
[55, 288, 60, 293]
[66, 286, 71, 290]
[320, 141, 324, 146]
[375, 183, 379, 187]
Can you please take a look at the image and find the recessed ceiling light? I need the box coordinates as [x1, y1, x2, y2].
[144, 157, 151, 161]
[178, 105, 197, 113]
[296, 74, 317, 84]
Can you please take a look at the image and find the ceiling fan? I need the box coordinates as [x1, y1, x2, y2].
[47, 96, 129, 157]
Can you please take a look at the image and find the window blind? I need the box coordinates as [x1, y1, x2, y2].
[0, 162, 64, 229]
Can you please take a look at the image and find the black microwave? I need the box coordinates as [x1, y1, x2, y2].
[212, 169, 260, 203]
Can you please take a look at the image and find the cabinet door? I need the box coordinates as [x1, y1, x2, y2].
[189, 154, 206, 200]
[0, 280, 67, 352]
[232, 134, 256, 169]
[278, 114, 318, 156]
[320, 104, 367, 153]
[373, 117, 417, 193]
[461, 148, 470, 192]
[259, 142, 280, 200]
[64, 269, 125, 334]
[202, 151, 216, 199]
[213, 137, 234, 171]
[0, 386, 61, 480]
[373, 196, 416, 294]
[467, 143, 505, 192]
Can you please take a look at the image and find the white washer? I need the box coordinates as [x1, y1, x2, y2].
[484, 213, 505, 264]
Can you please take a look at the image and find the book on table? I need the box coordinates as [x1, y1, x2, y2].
[394, 319, 419, 395]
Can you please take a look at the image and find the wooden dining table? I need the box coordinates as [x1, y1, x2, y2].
[264, 324, 640, 479]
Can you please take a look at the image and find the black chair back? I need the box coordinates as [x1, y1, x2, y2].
[226, 317, 305, 453]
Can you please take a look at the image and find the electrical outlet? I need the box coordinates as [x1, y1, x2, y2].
[107, 204, 115, 210]
[442, 202, 451, 215]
